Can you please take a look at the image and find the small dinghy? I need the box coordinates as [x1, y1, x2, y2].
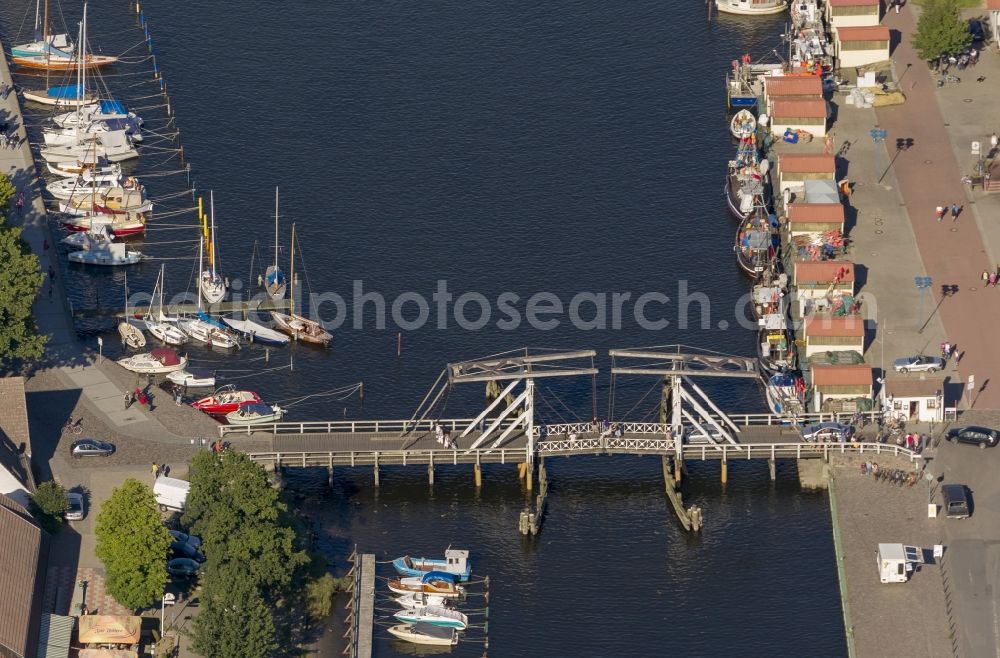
[225, 403, 284, 426]
[393, 605, 468, 630]
[387, 573, 464, 598]
[118, 322, 145, 350]
[387, 623, 458, 647]
[117, 348, 187, 374]
[392, 550, 471, 581]
[222, 317, 290, 346]
[730, 108, 756, 139]
[166, 368, 216, 389]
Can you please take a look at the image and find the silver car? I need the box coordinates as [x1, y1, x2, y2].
[800, 422, 854, 443]
[893, 355, 945, 373]
[65, 493, 85, 521]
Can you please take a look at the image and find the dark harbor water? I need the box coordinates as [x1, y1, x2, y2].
[1, 1, 846, 655]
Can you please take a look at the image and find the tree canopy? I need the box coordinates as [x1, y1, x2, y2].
[0, 175, 45, 364]
[95, 479, 172, 610]
[29, 480, 67, 534]
[185, 451, 310, 657]
[912, 0, 972, 61]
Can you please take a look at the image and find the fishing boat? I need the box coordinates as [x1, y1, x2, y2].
[265, 187, 287, 301]
[270, 223, 332, 346]
[117, 271, 145, 349]
[166, 369, 216, 388]
[117, 348, 187, 374]
[765, 372, 806, 416]
[225, 403, 284, 426]
[393, 606, 468, 631]
[191, 385, 262, 416]
[222, 318, 290, 346]
[715, 0, 788, 16]
[68, 241, 143, 266]
[59, 186, 150, 216]
[392, 550, 471, 582]
[386, 623, 458, 647]
[730, 108, 756, 139]
[758, 313, 796, 374]
[200, 192, 227, 304]
[387, 574, 464, 598]
[60, 211, 146, 237]
[751, 275, 789, 320]
[734, 208, 779, 279]
[393, 592, 449, 610]
[145, 265, 188, 346]
[725, 136, 769, 220]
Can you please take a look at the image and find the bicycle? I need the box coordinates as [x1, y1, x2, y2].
[62, 417, 83, 435]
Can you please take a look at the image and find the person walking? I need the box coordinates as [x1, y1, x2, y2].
[991, 273, 997, 288]
[992, 132, 999, 153]
[15, 193, 24, 215]
[935, 206, 945, 222]
[151, 462, 159, 479]
[124, 392, 132, 409]
[983, 270, 991, 287]
[951, 203, 961, 221]
[47, 265, 55, 299]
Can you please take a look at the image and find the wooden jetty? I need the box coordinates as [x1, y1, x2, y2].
[345, 551, 375, 658]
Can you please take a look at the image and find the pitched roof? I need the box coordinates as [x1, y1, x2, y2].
[804, 314, 865, 337]
[771, 99, 827, 119]
[812, 365, 873, 387]
[989, 0, 1000, 9]
[0, 377, 33, 504]
[0, 492, 45, 658]
[884, 378, 945, 398]
[787, 203, 845, 224]
[836, 26, 891, 42]
[778, 153, 836, 174]
[795, 260, 855, 283]
[829, 0, 879, 5]
[764, 76, 824, 97]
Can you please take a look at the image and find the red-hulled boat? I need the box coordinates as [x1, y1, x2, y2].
[191, 385, 262, 417]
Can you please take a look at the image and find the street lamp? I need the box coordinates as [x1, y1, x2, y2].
[870, 127, 888, 182]
[161, 592, 176, 640]
[915, 276, 933, 331]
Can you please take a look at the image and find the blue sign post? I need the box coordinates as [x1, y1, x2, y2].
[915, 276, 932, 331]
[871, 128, 888, 183]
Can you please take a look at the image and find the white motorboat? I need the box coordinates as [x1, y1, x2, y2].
[221, 317, 290, 346]
[166, 368, 216, 388]
[393, 592, 448, 610]
[386, 623, 458, 647]
[67, 241, 142, 266]
[117, 348, 187, 374]
[200, 192, 227, 304]
[225, 403, 284, 426]
[715, 0, 788, 15]
[118, 322, 145, 350]
[730, 108, 756, 139]
[387, 576, 464, 598]
[46, 177, 119, 200]
[393, 606, 468, 630]
[177, 318, 239, 350]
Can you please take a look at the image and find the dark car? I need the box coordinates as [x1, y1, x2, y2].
[969, 19, 986, 43]
[170, 540, 206, 563]
[168, 529, 202, 550]
[801, 422, 854, 443]
[70, 439, 115, 458]
[167, 557, 201, 579]
[946, 426, 999, 449]
[941, 484, 971, 519]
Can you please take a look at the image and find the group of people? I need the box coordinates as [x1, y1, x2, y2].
[980, 267, 1000, 288]
[125, 386, 151, 410]
[934, 203, 962, 222]
[434, 423, 456, 449]
[940, 342, 956, 360]
[151, 462, 170, 478]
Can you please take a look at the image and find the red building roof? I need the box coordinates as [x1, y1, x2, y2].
[771, 99, 827, 119]
[764, 76, 824, 97]
[812, 365, 873, 387]
[836, 26, 891, 42]
[787, 203, 845, 224]
[778, 153, 836, 174]
[795, 260, 855, 283]
[805, 314, 865, 338]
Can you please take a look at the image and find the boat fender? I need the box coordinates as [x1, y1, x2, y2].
[758, 113, 769, 127]
[758, 158, 770, 175]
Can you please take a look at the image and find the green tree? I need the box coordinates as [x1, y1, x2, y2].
[95, 479, 172, 609]
[0, 205, 46, 363]
[190, 562, 279, 658]
[29, 480, 67, 533]
[912, 0, 972, 61]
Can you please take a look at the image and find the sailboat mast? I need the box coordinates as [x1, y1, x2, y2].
[273, 186, 279, 269]
[209, 190, 217, 277]
[197, 235, 204, 310]
[33, 0, 41, 34]
[290, 223, 296, 316]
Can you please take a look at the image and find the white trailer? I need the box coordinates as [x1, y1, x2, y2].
[876, 543, 923, 583]
[153, 476, 190, 512]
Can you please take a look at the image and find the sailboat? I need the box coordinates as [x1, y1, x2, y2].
[200, 192, 227, 304]
[270, 223, 332, 346]
[178, 237, 239, 350]
[118, 272, 146, 350]
[59, 185, 150, 215]
[144, 265, 187, 346]
[222, 317, 290, 346]
[265, 187, 286, 301]
[12, 0, 116, 70]
[61, 210, 146, 237]
[67, 241, 142, 266]
[46, 175, 120, 200]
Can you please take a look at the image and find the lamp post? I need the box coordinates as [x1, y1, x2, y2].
[161, 592, 176, 639]
[915, 276, 932, 331]
[870, 127, 888, 182]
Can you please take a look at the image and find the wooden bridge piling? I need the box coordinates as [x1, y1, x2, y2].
[721, 459, 728, 485]
[769, 458, 776, 481]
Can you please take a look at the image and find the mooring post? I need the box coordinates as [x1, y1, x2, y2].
[327, 466, 334, 489]
[373, 454, 380, 488]
[517, 462, 527, 482]
[428, 453, 435, 486]
[474, 462, 482, 489]
[538, 457, 547, 490]
[674, 457, 683, 483]
[518, 510, 529, 535]
[721, 460, 728, 485]
[525, 459, 534, 492]
[769, 458, 776, 481]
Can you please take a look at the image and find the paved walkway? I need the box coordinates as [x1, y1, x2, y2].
[875, 8, 1000, 409]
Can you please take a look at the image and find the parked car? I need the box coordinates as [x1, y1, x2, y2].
[70, 439, 115, 458]
[170, 540, 206, 563]
[167, 557, 201, 579]
[946, 426, 999, 449]
[800, 422, 854, 443]
[941, 484, 971, 519]
[64, 493, 85, 521]
[892, 355, 945, 373]
[969, 19, 986, 43]
[168, 529, 202, 550]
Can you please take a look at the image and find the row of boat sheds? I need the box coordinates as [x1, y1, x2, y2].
[380, 550, 490, 649]
[10, 2, 353, 426]
[723, 0, 943, 424]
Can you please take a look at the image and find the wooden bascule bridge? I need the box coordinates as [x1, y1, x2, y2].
[222, 347, 921, 533]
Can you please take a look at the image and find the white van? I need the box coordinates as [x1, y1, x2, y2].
[153, 476, 189, 512]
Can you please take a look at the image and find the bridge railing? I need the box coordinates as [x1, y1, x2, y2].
[248, 447, 529, 468]
[219, 417, 523, 438]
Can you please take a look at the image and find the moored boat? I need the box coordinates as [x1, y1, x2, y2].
[67, 241, 143, 266]
[60, 212, 146, 237]
[393, 592, 449, 610]
[225, 403, 284, 426]
[13, 52, 117, 70]
[386, 623, 458, 647]
[735, 209, 779, 279]
[118, 323, 145, 350]
[765, 372, 806, 416]
[757, 313, 796, 374]
[725, 136, 769, 220]
[393, 606, 468, 630]
[730, 108, 756, 139]
[270, 223, 331, 346]
[117, 348, 187, 374]
[166, 368, 216, 389]
[222, 318, 290, 346]
[59, 186, 150, 216]
[716, 0, 788, 15]
[387, 573, 464, 598]
[392, 550, 471, 582]
[23, 84, 97, 107]
[191, 385, 262, 416]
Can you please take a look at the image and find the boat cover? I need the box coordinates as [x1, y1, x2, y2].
[237, 403, 272, 416]
[151, 347, 180, 365]
[411, 623, 454, 640]
[760, 314, 787, 330]
[100, 99, 128, 115]
[770, 373, 797, 388]
[743, 230, 770, 249]
[266, 269, 285, 287]
[196, 310, 228, 330]
[422, 570, 458, 583]
[47, 84, 85, 99]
